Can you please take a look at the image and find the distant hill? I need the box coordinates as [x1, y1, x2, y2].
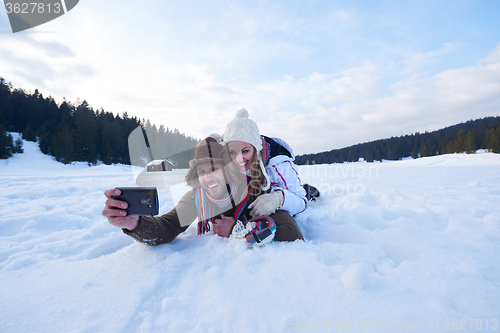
[295, 116, 500, 165]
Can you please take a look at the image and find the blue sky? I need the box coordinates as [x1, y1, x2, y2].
[1, 0, 500, 155]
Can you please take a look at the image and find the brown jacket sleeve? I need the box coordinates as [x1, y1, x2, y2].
[123, 190, 198, 246]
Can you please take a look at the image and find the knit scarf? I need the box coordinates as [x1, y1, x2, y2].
[195, 182, 249, 235]
[263, 139, 270, 164]
[260, 140, 271, 191]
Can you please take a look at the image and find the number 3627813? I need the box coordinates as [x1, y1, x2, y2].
[5, 2, 62, 14]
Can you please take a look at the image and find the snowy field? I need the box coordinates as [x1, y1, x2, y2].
[1, 135, 499, 333]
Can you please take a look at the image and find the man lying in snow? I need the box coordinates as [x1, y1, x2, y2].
[102, 135, 304, 246]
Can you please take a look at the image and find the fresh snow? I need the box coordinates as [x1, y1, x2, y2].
[1, 135, 499, 332]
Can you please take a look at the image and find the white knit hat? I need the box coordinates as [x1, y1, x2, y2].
[222, 108, 263, 152]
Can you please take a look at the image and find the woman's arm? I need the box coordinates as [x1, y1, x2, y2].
[267, 160, 307, 216]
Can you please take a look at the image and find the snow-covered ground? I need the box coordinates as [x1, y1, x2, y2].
[1, 135, 499, 333]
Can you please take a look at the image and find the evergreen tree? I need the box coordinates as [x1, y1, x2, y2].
[23, 124, 37, 142]
[0, 124, 13, 159]
[411, 146, 419, 159]
[52, 125, 75, 164]
[495, 128, 500, 153]
[102, 141, 113, 165]
[455, 131, 466, 153]
[430, 143, 437, 156]
[0, 78, 13, 129]
[374, 147, 382, 161]
[73, 100, 97, 164]
[39, 134, 51, 155]
[439, 135, 453, 154]
[464, 132, 477, 154]
[365, 149, 374, 162]
[12, 137, 24, 153]
[445, 140, 457, 154]
[485, 128, 500, 153]
[420, 144, 430, 157]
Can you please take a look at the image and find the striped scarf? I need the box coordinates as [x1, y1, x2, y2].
[263, 139, 270, 164]
[195, 182, 249, 235]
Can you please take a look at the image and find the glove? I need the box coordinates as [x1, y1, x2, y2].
[213, 214, 236, 238]
[230, 216, 277, 246]
[248, 191, 284, 217]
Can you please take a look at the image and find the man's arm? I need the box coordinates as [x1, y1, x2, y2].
[122, 208, 189, 246]
[103, 189, 198, 246]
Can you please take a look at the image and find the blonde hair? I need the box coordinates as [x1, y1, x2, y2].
[223, 144, 266, 203]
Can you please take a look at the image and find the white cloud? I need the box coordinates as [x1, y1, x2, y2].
[278, 45, 500, 154]
[398, 42, 458, 76]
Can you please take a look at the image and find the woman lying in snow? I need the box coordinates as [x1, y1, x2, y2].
[102, 135, 304, 246]
[221, 108, 319, 217]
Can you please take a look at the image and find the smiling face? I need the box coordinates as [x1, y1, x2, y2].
[227, 141, 256, 172]
[196, 161, 227, 199]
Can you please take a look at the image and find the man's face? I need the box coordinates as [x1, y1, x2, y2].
[196, 161, 227, 199]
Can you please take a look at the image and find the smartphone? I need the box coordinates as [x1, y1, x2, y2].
[113, 187, 159, 216]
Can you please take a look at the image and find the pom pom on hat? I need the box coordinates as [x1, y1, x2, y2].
[235, 108, 249, 119]
[222, 109, 262, 152]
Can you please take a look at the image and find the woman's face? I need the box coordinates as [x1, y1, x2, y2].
[227, 141, 255, 172]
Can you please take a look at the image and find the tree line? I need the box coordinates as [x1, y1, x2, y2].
[295, 116, 500, 165]
[0, 77, 198, 166]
